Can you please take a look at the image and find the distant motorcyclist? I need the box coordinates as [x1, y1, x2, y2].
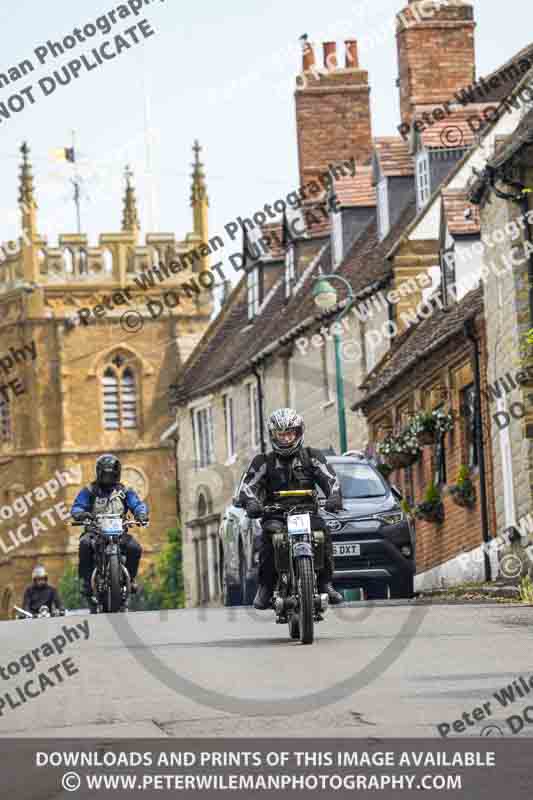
[71, 454, 148, 611]
[239, 408, 344, 610]
[22, 565, 65, 617]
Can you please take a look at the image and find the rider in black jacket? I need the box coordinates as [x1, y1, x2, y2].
[22, 565, 65, 616]
[239, 408, 344, 609]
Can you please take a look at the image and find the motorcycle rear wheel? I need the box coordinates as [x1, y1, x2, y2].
[298, 557, 314, 645]
[105, 554, 122, 613]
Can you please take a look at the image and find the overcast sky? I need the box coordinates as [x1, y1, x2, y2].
[0, 0, 530, 285]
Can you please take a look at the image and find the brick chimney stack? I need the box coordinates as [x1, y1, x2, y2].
[396, 0, 476, 125]
[295, 38, 373, 188]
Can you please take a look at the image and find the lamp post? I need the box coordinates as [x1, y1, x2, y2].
[312, 275, 355, 454]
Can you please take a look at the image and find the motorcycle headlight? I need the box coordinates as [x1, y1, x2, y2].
[375, 511, 404, 526]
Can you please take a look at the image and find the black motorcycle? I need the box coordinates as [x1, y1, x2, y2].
[72, 513, 141, 613]
[264, 489, 329, 645]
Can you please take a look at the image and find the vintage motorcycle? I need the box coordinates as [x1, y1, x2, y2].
[14, 605, 64, 620]
[72, 513, 142, 613]
[264, 489, 329, 645]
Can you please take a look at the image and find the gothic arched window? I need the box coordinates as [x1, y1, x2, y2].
[102, 355, 138, 430]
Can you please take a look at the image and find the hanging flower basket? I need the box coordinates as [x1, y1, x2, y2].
[415, 500, 445, 524]
[410, 408, 454, 447]
[415, 481, 445, 524]
[376, 429, 421, 470]
[449, 466, 477, 509]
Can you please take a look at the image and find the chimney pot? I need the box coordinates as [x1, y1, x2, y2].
[345, 40, 359, 68]
[323, 42, 337, 70]
[302, 40, 316, 72]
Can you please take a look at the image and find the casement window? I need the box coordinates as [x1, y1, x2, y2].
[192, 405, 215, 468]
[102, 355, 137, 430]
[247, 266, 260, 320]
[432, 403, 448, 486]
[223, 393, 236, 461]
[247, 382, 261, 449]
[285, 244, 295, 299]
[416, 151, 431, 211]
[461, 384, 479, 469]
[377, 177, 390, 240]
[0, 398, 11, 443]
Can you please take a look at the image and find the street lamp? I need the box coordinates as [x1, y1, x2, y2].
[312, 274, 355, 454]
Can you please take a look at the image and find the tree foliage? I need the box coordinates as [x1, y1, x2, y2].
[58, 560, 85, 610]
[130, 524, 185, 611]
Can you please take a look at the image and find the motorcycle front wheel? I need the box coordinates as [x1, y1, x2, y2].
[104, 554, 122, 613]
[297, 557, 314, 645]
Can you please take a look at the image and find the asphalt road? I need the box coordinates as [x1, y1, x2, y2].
[1, 601, 533, 739]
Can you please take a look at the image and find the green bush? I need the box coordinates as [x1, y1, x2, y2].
[58, 560, 85, 610]
[130, 524, 185, 612]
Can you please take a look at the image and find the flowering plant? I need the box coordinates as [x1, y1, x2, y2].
[376, 429, 421, 458]
[410, 408, 454, 437]
[415, 481, 445, 524]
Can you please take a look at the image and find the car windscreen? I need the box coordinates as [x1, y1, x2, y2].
[320, 463, 387, 499]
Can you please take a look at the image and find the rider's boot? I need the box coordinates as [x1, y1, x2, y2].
[253, 584, 273, 610]
[81, 580, 98, 614]
[318, 579, 343, 605]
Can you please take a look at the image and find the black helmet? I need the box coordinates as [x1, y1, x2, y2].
[95, 454, 121, 488]
[268, 408, 305, 458]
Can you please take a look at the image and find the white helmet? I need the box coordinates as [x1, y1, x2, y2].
[32, 565, 48, 583]
[268, 408, 305, 457]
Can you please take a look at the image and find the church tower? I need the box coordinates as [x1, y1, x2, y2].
[0, 141, 213, 618]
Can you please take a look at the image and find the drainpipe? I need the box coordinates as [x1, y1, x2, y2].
[464, 317, 492, 582]
[251, 365, 267, 454]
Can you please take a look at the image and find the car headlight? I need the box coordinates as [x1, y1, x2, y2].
[375, 511, 404, 526]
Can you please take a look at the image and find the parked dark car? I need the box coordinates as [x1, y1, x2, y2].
[323, 456, 415, 600]
[218, 455, 415, 606]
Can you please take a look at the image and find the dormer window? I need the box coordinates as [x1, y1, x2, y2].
[285, 243, 295, 299]
[377, 177, 390, 240]
[247, 266, 260, 320]
[416, 151, 431, 210]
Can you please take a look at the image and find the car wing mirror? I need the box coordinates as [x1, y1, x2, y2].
[390, 485, 403, 501]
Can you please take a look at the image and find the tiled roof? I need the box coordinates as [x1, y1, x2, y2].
[356, 286, 483, 408]
[479, 42, 533, 103]
[489, 107, 533, 169]
[334, 167, 376, 208]
[442, 189, 480, 235]
[373, 138, 414, 177]
[417, 105, 494, 149]
[173, 201, 417, 404]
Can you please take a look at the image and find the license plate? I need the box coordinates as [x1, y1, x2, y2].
[287, 513, 311, 536]
[333, 542, 361, 557]
[99, 517, 123, 536]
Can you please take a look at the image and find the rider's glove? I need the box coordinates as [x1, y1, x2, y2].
[246, 499, 264, 519]
[325, 496, 341, 513]
[73, 512, 93, 523]
[136, 513, 149, 527]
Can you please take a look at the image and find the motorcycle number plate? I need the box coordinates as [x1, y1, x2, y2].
[100, 517, 123, 536]
[287, 513, 311, 536]
[333, 542, 361, 557]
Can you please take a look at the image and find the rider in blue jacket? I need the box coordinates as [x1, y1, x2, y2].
[71, 454, 149, 610]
